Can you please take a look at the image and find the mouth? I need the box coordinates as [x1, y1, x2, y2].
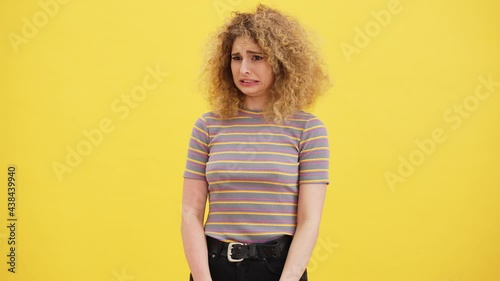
[239, 79, 260, 86]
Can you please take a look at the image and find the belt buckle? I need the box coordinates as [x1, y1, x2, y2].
[227, 242, 244, 262]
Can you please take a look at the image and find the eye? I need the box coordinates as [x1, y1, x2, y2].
[232, 56, 242, 61]
[252, 55, 263, 61]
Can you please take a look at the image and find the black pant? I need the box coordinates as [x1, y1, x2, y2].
[189, 236, 307, 281]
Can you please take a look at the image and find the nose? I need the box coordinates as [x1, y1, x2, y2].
[240, 59, 250, 75]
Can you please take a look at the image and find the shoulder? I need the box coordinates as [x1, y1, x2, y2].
[192, 111, 220, 124]
[289, 110, 326, 128]
[200, 111, 219, 120]
[291, 111, 328, 142]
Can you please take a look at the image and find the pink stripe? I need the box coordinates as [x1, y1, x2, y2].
[299, 140, 327, 149]
[209, 167, 296, 172]
[300, 151, 326, 157]
[211, 131, 297, 138]
[300, 160, 328, 164]
[211, 149, 298, 154]
[188, 150, 207, 157]
[210, 138, 295, 143]
[209, 208, 296, 213]
[208, 219, 295, 223]
[209, 177, 297, 183]
[209, 172, 297, 177]
[205, 228, 293, 233]
[187, 161, 205, 168]
[209, 120, 303, 127]
[211, 197, 296, 203]
[209, 187, 296, 193]
[304, 126, 325, 133]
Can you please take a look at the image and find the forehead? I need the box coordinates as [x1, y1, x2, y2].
[231, 37, 262, 51]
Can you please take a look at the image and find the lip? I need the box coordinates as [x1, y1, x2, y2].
[239, 79, 260, 86]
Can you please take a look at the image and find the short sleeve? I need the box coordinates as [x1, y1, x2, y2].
[183, 115, 210, 181]
[298, 116, 330, 185]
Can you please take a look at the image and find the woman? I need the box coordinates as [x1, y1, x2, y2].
[181, 4, 331, 281]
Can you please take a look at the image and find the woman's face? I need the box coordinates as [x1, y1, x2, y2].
[230, 37, 274, 103]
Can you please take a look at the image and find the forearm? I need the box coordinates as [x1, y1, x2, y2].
[181, 178, 210, 281]
[181, 218, 211, 281]
[279, 222, 320, 281]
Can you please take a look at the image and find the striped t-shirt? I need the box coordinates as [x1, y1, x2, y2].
[183, 109, 330, 243]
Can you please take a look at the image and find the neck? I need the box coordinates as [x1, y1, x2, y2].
[244, 96, 267, 111]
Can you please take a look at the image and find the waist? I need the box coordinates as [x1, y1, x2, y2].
[206, 235, 293, 262]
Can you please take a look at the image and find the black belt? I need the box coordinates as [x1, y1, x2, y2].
[206, 235, 293, 262]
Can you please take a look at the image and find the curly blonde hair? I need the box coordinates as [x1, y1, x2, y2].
[202, 4, 330, 123]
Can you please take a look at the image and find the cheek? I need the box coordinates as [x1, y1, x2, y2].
[266, 69, 274, 84]
[264, 64, 274, 82]
[230, 63, 238, 79]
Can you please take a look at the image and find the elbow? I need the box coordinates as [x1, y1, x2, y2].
[181, 211, 204, 232]
[296, 218, 321, 238]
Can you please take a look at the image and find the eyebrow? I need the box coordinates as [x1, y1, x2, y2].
[231, 50, 263, 56]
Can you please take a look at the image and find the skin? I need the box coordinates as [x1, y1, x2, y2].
[181, 178, 211, 281]
[230, 36, 274, 111]
[278, 183, 327, 281]
[181, 36, 327, 281]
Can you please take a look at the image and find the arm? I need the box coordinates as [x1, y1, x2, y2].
[279, 183, 327, 281]
[181, 178, 212, 281]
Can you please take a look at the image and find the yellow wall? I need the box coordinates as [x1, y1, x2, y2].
[1, 0, 499, 280]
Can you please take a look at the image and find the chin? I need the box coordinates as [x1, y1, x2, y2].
[240, 90, 262, 96]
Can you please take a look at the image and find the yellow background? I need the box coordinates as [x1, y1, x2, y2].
[1, 0, 499, 280]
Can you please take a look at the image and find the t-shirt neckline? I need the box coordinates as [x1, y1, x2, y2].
[240, 108, 264, 115]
